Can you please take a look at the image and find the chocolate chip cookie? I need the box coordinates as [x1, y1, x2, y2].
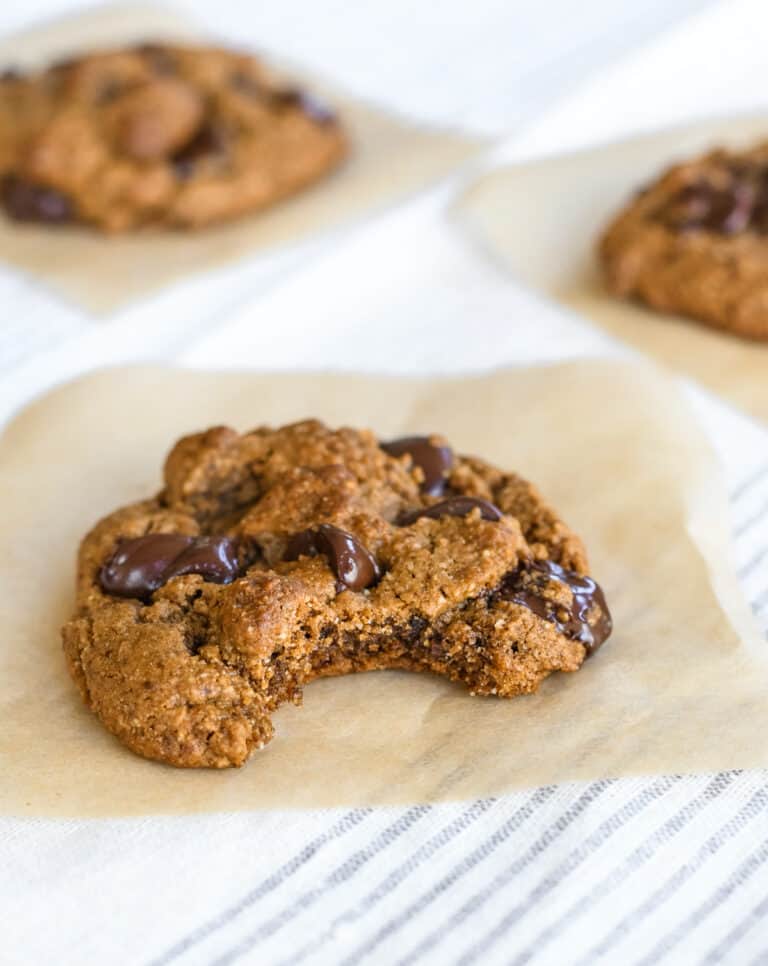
[62, 421, 612, 768]
[0, 43, 346, 231]
[599, 142, 768, 339]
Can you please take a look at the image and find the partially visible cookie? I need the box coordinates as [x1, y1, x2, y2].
[0, 43, 346, 232]
[599, 142, 768, 340]
[62, 420, 612, 769]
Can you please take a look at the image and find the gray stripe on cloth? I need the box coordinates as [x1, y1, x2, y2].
[702, 893, 768, 964]
[730, 464, 768, 503]
[393, 781, 614, 966]
[577, 781, 768, 964]
[505, 771, 739, 966]
[210, 805, 432, 966]
[749, 585, 768, 613]
[733, 500, 768, 540]
[738, 546, 768, 581]
[148, 808, 373, 966]
[336, 784, 559, 966]
[279, 799, 497, 966]
[638, 835, 768, 966]
[457, 776, 681, 966]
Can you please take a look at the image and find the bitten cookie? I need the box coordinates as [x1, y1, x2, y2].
[599, 142, 768, 340]
[62, 421, 612, 769]
[0, 42, 346, 232]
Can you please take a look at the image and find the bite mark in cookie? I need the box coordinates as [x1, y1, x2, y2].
[599, 143, 768, 340]
[0, 42, 346, 232]
[62, 421, 612, 769]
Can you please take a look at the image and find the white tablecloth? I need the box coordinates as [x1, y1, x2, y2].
[4, 2, 768, 964]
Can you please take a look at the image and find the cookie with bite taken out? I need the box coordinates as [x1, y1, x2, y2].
[62, 420, 612, 768]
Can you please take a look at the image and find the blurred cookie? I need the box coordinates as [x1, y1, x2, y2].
[0, 43, 346, 231]
[599, 143, 768, 339]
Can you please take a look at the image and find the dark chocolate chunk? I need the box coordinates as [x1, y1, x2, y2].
[99, 533, 239, 601]
[161, 536, 240, 584]
[381, 435, 453, 496]
[658, 165, 768, 236]
[0, 68, 21, 82]
[499, 559, 612, 654]
[271, 87, 337, 125]
[171, 123, 227, 178]
[398, 496, 502, 526]
[1, 175, 74, 224]
[284, 523, 380, 591]
[665, 180, 754, 234]
[283, 528, 318, 561]
[100, 534, 193, 600]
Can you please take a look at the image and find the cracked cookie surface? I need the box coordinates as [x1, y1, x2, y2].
[0, 42, 346, 231]
[62, 420, 612, 768]
[599, 142, 768, 340]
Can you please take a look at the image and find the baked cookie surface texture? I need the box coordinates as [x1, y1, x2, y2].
[600, 143, 768, 339]
[0, 43, 346, 231]
[62, 421, 612, 768]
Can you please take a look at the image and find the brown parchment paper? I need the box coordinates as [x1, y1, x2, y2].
[1, 361, 767, 818]
[0, 3, 483, 314]
[458, 116, 768, 425]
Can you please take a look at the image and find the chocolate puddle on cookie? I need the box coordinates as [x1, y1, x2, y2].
[1, 175, 75, 224]
[99, 533, 239, 601]
[496, 559, 612, 654]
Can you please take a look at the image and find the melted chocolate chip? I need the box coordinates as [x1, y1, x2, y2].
[1, 175, 74, 224]
[284, 523, 380, 592]
[171, 124, 227, 178]
[271, 87, 337, 124]
[381, 435, 453, 496]
[499, 559, 612, 654]
[100, 534, 192, 599]
[283, 528, 319, 561]
[99, 533, 239, 601]
[161, 536, 240, 584]
[658, 167, 768, 236]
[398, 496, 502, 526]
[0, 68, 20, 82]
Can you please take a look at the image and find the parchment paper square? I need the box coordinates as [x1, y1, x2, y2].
[1, 361, 766, 817]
